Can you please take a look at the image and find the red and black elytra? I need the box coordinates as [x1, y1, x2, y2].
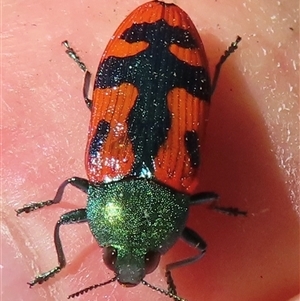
[88, 1, 211, 193]
[17, 1, 243, 300]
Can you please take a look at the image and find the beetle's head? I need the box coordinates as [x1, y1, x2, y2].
[102, 246, 160, 286]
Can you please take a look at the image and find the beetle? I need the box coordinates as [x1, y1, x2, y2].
[17, 1, 243, 300]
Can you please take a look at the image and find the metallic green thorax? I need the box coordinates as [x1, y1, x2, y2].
[87, 179, 189, 279]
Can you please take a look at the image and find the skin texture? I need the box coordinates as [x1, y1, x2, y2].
[2, 0, 299, 300]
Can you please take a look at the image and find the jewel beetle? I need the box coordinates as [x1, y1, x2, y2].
[17, 1, 244, 300]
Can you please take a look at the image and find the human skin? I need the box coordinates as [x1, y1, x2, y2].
[2, 0, 299, 301]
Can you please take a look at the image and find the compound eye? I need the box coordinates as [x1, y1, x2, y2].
[144, 251, 160, 274]
[103, 246, 117, 271]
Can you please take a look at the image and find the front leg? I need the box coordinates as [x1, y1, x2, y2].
[28, 208, 87, 286]
[166, 227, 207, 272]
[16, 177, 89, 215]
[165, 227, 207, 299]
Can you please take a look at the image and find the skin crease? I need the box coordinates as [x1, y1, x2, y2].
[2, 0, 299, 300]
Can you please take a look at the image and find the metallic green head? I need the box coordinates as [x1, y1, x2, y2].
[86, 179, 189, 285]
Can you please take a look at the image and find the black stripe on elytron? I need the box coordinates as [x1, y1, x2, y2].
[184, 130, 200, 168]
[94, 19, 211, 177]
[122, 19, 198, 49]
[89, 119, 110, 159]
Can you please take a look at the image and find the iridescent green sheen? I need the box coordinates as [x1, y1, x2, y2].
[87, 179, 189, 282]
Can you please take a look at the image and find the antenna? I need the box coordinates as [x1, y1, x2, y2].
[68, 276, 187, 300]
[68, 276, 118, 299]
[141, 279, 187, 301]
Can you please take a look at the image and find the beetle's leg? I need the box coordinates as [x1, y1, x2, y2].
[28, 209, 87, 286]
[190, 191, 219, 205]
[62, 40, 92, 109]
[211, 36, 242, 94]
[16, 177, 89, 215]
[209, 203, 247, 217]
[165, 194, 214, 298]
[166, 227, 207, 273]
[165, 227, 206, 297]
[190, 192, 247, 217]
[165, 192, 246, 295]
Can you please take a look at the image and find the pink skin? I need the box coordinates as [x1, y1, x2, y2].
[2, 0, 299, 300]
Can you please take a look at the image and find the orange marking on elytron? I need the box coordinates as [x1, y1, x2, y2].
[101, 1, 208, 69]
[102, 39, 148, 60]
[166, 4, 208, 67]
[86, 84, 138, 183]
[155, 88, 210, 193]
